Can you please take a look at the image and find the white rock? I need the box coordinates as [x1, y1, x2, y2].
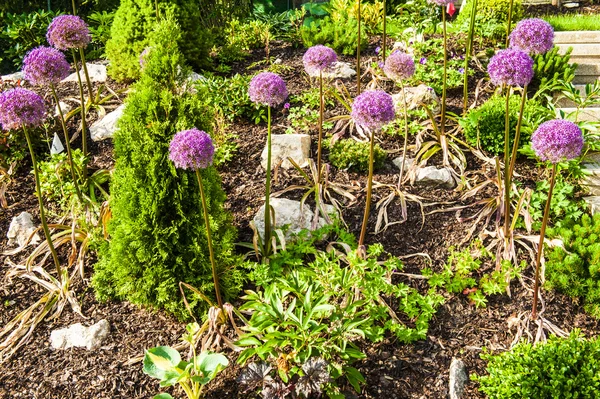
[449, 358, 468, 399]
[50, 319, 110, 350]
[1, 71, 23, 82]
[414, 166, 456, 188]
[188, 71, 206, 83]
[584, 196, 600, 215]
[253, 198, 336, 240]
[7, 212, 40, 247]
[62, 63, 107, 83]
[54, 101, 72, 117]
[90, 104, 125, 142]
[392, 84, 440, 114]
[563, 2, 579, 8]
[308, 61, 356, 79]
[392, 155, 414, 171]
[261, 134, 311, 170]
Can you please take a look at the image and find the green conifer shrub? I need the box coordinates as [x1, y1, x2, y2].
[327, 138, 386, 173]
[105, 0, 213, 82]
[93, 17, 241, 319]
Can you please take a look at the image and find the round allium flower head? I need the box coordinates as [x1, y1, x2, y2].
[23, 46, 71, 86]
[46, 15, 91, 50]
[427, 0, 454, 5]
[383, 51, 415, 81]
[487, 49, 534, 87]
[303, 45, 338, 76]
[351, 90, 395, 131]
[0, 88, 46, 131]
[169, 128, 215, 170]
[509, 18, 554, 55]
[248, 72, 288, 107]
[531, 119, 583, 163]
[139, 47, 151, 68]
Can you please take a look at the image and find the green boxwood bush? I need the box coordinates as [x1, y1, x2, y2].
[93, 17, 241, 319]
[477, 331, 600, 398]
[461, 94, 553, 155]
[105, 0, 213, 82]
[545, 213, 600, 318]
[455, 0, 523, 38]
[327, 138, 386, 173]
[300, 16, 367, 56]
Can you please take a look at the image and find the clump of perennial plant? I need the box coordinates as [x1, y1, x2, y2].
[530, 119, 583, 319]
[509, 18, 554, 55]
[169, 128, 222, 308]
[248, 72, 288, 261]
[351, 90, 395, 255]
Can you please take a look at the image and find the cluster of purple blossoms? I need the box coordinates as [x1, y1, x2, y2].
[351, 90, 396, 131]
[509, 18, 554, 55]
[487, 49, 534, 87]
[303, 45, 338, 76]
[248, 72, 288, 107]
[23, 46, 71, 86]
[383, 51, 415, 81]
[0, 88, 46, 131]
[427, 0, 454, 5]
[139, 47, 151, 68]
[169, 128, 215, 170]
[46, 15, 91, 50]
[531, 120, 584, 164]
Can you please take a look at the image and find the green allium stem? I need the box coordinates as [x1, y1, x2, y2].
[195, 169, 222, 309]
[263, 106, 273, 260]
[71, 0, 76, 14]
[506, 0, 514, 48]
[532, 163, 557, 320]
[50, 84, 84, 204]
[441, 6, 448, 138]
[357, 0, 362, 96]
[382, 0, 387, 63]
[508, 85, 528, 180]
[23, 126, 62, 278]
[71, 49, 89, 189]
[358, 128, 376, 256]
[463, 0, 478, 115]
[78, 48, 95, 103]
[317, 70, 324, 183]
[503, 85, 512, 247]
[398, 80, 409, 186]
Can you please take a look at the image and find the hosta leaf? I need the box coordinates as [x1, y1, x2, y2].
[143, 346, 182, 381]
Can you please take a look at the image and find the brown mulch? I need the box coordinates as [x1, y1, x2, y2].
[1, 29, 599, 399]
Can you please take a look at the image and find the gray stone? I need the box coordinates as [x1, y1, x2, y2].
[188, 71, 206, 83]
[261, 134, 311, 170]
[392, 84, 440, 115]
[7, 212, 40, 247]
[584, 196, 600, 215]
[449, 358, 468, 399]
[415, 166, 456, 189]
[253, 198, 336, 240]
[308, 61, 356, 79]
[50, 319, 110, 350]
[62, 63, 107, 83]
[90, 104, 125, 142]
[1, 71, 23, 82]
[54, 101, 72, 117]
[392, 155, 414, 171]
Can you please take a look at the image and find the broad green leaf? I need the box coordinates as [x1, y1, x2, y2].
[197, 352, 229, 380]
[143, 346, 182, 380]
[154, 394, 174, 399]
[235, 336, 262, 347]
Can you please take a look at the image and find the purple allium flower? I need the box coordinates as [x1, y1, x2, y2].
[420, 57, 427, 65]
[459, 68, 465, 74]
[46, 15, 91, 50]
[283, 102, 290, 110]
[383, 51, 415, 81]
[248, 72, 288, 107]
[303, 45, 338, 76]
[487, 49, 534, 87]
[509, 18, 554, 55]
[169, 128, 215, 170]
[22, 46, 71, 86]
[428, 0, 454, 5]
[531, 120, 583, 163]
[139, 47, 151, 68]
[351, 90, 395, 131]
[375, 46, 381, 55]
[0, 88, 46, 131]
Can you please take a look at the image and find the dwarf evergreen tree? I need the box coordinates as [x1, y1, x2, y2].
[105, 0, 212, 82]
[93, 16, 241, 319]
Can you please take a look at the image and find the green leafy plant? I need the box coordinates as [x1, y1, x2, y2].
[545, 213, 600, 318]
[93, 17, 242, 319]
[86, 10, 115, 60]
[476, 331, 600, 398]
[143, 323, 229, 399]
[454, 0, 523, 39]
[460, 94, 553, 155]
[300, 16, 367, 56]
[531, 46, 576, 101]
[410, 39, 471, 93]
[525, 176, 585, 230]
[327, 138, 386, 173]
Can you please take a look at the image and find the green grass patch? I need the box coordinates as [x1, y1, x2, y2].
[543, 14, 600, 31]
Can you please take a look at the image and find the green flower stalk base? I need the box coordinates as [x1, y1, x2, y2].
[71, 49, 89, 188]
[358, 129, 376, 257]
[263, 106, 273, 260]
[357, 0, 362, 96]
[463, 0, 478, 115]
[195, 169, 223, 308]
[502, 85, 512, 249]
[398, 81, 410, 186]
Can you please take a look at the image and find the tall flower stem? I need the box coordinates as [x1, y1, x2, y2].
[463, 0, 478, 115]
[23, 126, 62, 277]
[441, 6, 448, 138]
[357, 0, 362, 96]
[317, 70, 324, 182]
[195, 169, 223, 308]
[508, 85, 528, 179]
[50, 84, 84, 204]
[382, 0, 387, 63]
[78, 48, 94, 103]
[358, 129, 376, 254]
[71, 0, 77, 14]
[263, 106, 273, 260]
[398, 80, 410, 186]
[71, 49, 89, 188]
[506, 0, 515, 48]
[532, 163, 557, 320]
[503, 85, 512, 244]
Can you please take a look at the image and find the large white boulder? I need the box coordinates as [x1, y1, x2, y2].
[90, 104, 125, 142]
[261, 134, 311, 170]
[50, 319, 110, 350]
[307, 61, 356, 79]
[414, 166, 456, 189]
[392, 84, 440, 114]
[7, 212, 40, 247]
[62, 63, 107, 83]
